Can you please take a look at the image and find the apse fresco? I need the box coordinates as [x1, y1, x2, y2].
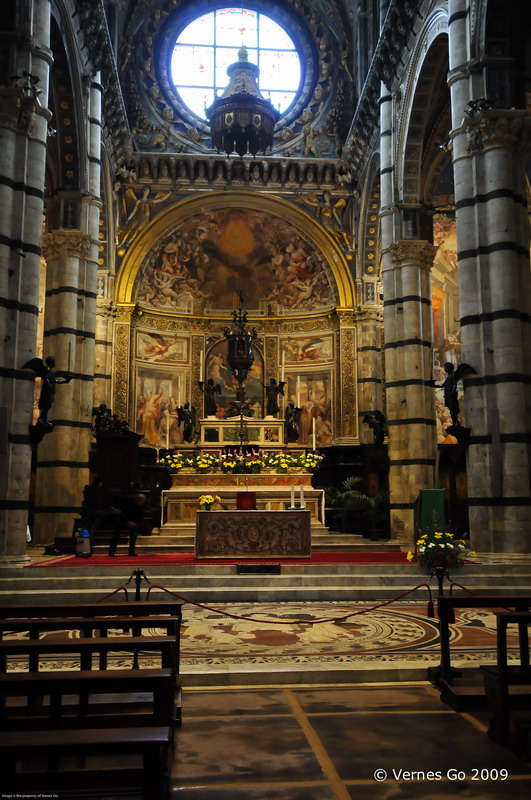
[204, 339, 264, 418]
[285, 370, 332, 447]
[432, 214, 464, 440]
[134, 208, 334, 313]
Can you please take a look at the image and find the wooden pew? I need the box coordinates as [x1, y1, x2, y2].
[0, 726, 171, 799]
[481, 611, 531, 757]
[0, 667, 175, 729]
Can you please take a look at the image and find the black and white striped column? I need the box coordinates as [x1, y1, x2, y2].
[357, 307, 384, 443]
[448, 0, 531, 553]
[0, 0, 52, 564]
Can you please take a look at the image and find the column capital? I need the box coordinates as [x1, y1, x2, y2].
[464, 110, 528, 156]
[334, 308, 357, 327]
[356, 306, 383, 324]
[114, 303, 136, 323]
[388, 240, 437, 269]
[42, 230, 91, 260]
[96, 298, 117, 319]
[0, 88, 39, 135]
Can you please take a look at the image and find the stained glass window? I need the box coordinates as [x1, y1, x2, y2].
[171, 8, 301, 120]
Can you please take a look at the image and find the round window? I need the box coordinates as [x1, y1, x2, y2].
[169, 7, 303, 122]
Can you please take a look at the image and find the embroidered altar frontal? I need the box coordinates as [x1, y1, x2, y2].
[195, 509, 312, 559]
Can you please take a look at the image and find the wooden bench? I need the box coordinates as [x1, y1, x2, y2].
[481, 611, 531, 757]
[0, 599, 184, 620]
[435, 594, 531, 681]
[0, 725, 171, 799]
[0, 668, 175, 730]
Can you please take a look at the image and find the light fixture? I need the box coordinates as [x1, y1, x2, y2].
[207, 46, 279, 157]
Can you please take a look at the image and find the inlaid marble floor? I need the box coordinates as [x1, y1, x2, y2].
[171, 682, 531, 799]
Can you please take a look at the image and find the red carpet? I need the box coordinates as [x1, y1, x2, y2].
[30, 551, 409, 567]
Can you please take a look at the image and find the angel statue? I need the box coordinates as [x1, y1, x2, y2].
[441, 362, 476, 426]
[263, 377, 286, 417]
[118, 185, 172, 246]
[23, 355, 72, 426]
[284, 402, 301, 444]
[178, 402, 196, 443]
[198, 378, 222, 417]
[299, 190, 352, 250]
[362, 410, 388, 446]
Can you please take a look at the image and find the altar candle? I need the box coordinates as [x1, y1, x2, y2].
[177, 375, 181, 408]
[300, 484, 305, 508]
[281, 349, 285, 383]
[291, 484, 295, 508]
[165, 410, 170, 451]
[312, 417, 316, 451]
[199, 351, 204, 382]
[296, 376, 300, 407]
[67, 341, 72, 373]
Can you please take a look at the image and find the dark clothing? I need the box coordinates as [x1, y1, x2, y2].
[108, 494, 145, 556]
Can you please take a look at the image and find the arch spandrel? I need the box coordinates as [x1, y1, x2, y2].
[115, 192, 356, 313]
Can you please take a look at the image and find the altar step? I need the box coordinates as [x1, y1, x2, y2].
[1, 559, 530, 604]
[91, 531, 399, 554]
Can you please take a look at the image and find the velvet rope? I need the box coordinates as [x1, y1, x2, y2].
[142, 581, 435, 625]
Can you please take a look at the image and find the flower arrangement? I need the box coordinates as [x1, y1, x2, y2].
[159, 453, 194, 472]
[194, 452, 218, 473]
[407, 531, 475, 574]
[198, 494, 221, 509]
[296, 452, 324, 472]
[264, 451, 298, 472]
[219, 449, 265, 474]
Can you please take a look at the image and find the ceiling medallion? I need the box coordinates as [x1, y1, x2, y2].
[207, 47, 279, 158]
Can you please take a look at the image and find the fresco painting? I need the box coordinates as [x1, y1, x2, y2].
[280, 334, 333, 364]
[136, 331, 188, 363]
[205, 339, 264, 419]
[135, 367, 186, 448]
[285, 370, 332, 447]
[135, 208, 334, 313]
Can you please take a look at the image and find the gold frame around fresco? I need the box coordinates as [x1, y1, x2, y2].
[114, 191, 356, 312]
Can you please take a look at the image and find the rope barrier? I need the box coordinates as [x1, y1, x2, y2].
[96, 585, 129, 602]
[144, 581, 436, 625]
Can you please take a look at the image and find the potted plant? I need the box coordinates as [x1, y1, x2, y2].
[327, 476, 389, 539]
[198, 494, 221, 511]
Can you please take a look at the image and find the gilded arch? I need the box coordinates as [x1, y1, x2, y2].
[115, 191, 356, 312]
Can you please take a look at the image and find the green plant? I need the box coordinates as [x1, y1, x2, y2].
[327, 477, 389, 539]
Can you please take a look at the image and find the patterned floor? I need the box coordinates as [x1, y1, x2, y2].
[3, 601, 521, 681]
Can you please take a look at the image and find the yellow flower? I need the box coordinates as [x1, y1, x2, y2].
[406, 551, 414, 561]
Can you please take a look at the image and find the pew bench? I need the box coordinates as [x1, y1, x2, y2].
[0, 668, 175, 730]
[481, 611, 531, 758]
[0, 725, 172, 799]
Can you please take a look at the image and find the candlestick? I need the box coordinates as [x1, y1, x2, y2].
[300, 484, 305, 508]
[177, 375, 181, 408]
[312, 417, 316, 451]
[199, 351, 204, 382]
[290, 484, 295, 508]
[296, 375, 300, 407]
[281, 349, 285, 383]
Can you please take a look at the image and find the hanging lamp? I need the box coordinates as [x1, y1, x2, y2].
[207, 46, 279, 157]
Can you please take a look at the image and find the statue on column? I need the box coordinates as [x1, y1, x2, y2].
[263, 377, 286, 417]
[441, 362, 476, 427]
[362, 410, 388, 446]
[23, 355, 72, 428]
[178, 402, 196, 442]
[198, 378, 221, 417]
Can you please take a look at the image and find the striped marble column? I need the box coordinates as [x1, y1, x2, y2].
[94, 299, 116, 406]
[383, 241, 437, 542]
[448, 0, 531, 553]
[357, 307, 384, 443]
[0, 0, 52, 563]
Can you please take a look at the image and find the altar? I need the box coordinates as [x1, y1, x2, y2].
[195, 509, 311, 558]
